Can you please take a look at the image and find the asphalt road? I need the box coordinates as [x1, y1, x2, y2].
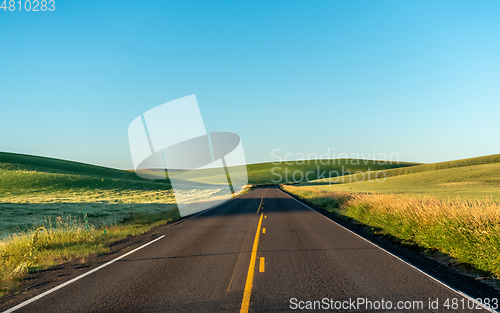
[2, 188, 497, 312]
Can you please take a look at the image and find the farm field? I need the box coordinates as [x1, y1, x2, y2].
[245, 158, 417, 185]
[0, 152, 177, 237]
[305, 154, 500, 201]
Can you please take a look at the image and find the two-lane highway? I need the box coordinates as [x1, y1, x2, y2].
[1, 188, 495, 312]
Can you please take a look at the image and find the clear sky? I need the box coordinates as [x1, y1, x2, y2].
[1, 1, 499, 169]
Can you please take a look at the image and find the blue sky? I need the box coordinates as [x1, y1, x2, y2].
[1, 0, 499, 169]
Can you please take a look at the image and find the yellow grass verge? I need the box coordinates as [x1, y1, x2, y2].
[0, 210, 179, 298]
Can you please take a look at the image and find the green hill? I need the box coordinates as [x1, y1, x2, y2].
[246, 159, 418, 185]
[0, 152, 419, 199]
[310, 153, 500, 183]
[0, 152, 156, 182]
[0, 152, 173, 204]
[303, 154, 500, 200]
[0, 152, 177, 236]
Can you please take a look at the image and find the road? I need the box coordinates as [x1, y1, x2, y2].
[2, 187, 496, 312]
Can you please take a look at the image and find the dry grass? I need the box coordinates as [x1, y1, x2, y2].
[0, 210, 180, 298]
[282, 185, 500, 279]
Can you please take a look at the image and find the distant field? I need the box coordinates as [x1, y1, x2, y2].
[0, 152, 176, 205]
[310, 153, 500, 183]
[0, 152, 177, 237]
[0, 163, 176, 204]
[304, 155, 500, 201]
[128, 158, 418, 186]
[246, 159, 417, 185]
[0, 152, 150, 182]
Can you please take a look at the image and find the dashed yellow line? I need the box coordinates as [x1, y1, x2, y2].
[256, 189, 267, 214]
[240, 212, 264, 313]
[264, 215, 267, 219]
[259, 257, 265, 273]
[262, 228, 266, 234]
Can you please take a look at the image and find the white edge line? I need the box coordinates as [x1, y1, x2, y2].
[2, 189, 249, 313]
[280, 188, 499, 313]
[2, 235, 165, 313]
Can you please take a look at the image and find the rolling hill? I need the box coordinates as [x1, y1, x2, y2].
[246, 159, 417, 185]
[304, 154, 500, 200]
[0, 152, 177, 236]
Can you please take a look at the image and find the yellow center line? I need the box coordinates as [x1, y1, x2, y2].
[240, 212, 264, 313]
[259, 257, 265, 272]
[262, 228, 266, 234]
[256, 189, 267, 214]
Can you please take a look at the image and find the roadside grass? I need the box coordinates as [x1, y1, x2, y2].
[0, 209, 181, 298]
[0, 203, 177, 239]
[282, 185, 500, 281]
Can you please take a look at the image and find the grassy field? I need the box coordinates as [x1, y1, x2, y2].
[0, 203, 177, 237]
[304, 154, 500, 201]
[308, 154, 500, 182]
[0, 152, 151, 182]
[305, 163, 500, 201]
[0, 153, 175, 205]
[0, 152, 178, 237]
[139, 158, 418, 186]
